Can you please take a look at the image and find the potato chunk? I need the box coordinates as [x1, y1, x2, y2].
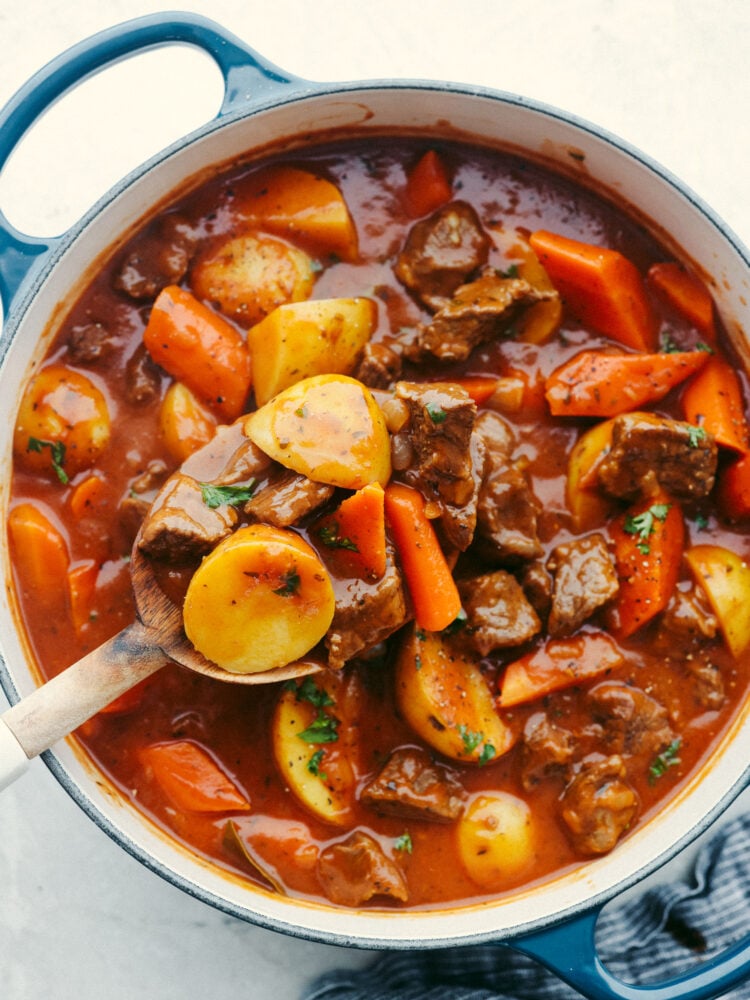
[685, 544, 750, 657]
[395, 627, 516, 764]
[190, 232, 315, 327]
[159, 381, 218, 464]
[244, 374, 391, 489]
[457, 792, 536, 887]
[183, 524, 335, 673]
[272, 672, 362, 826]
[248, 297, 377, 406]
[13, 364, 110, 480]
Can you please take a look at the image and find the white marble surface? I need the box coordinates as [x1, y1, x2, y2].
[0, 2, 749, 997]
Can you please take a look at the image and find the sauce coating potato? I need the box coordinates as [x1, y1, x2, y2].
[13, 364, 110, 480]
[244, 374, 392, 488]
[457, 793, 536, 887]
[183, 524, 335, 673]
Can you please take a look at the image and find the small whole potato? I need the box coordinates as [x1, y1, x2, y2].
[190, 232, 315, 327]
[13, 364, 111, 481]
[183, 523, 335, 674]
[457, 792, 536, 888]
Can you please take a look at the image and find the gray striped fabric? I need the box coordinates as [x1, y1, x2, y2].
[303, 814, 750, 999]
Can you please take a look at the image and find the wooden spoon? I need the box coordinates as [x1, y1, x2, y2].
[0, 530, 320, 788]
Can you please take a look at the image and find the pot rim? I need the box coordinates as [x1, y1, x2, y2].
[1, 64, 749, 955]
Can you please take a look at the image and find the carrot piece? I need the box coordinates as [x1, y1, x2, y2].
[315, 482, 387, 581]
[139, 740, 250, 813]
[608, 490, 685, 638]
[528, 230, 658, 351]
[404, 150, 453, 217]
[231, 165, 358, 262]
[67, 559, 98, 636]
[497, 632, 624, 707]
[545, 349, 709, 417]
[69, 474, 106, 520]
[143, 285, 252, 422]
[7, 502, 69, 608]
[648, 262, 716, 341]
[449, 376, 500, 407]
[681, 354, 749, 453]
[718, 451, 750, 520]
[384, 482, 461, 632]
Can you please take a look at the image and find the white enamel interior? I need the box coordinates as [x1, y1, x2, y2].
[1, 82, 749, 948]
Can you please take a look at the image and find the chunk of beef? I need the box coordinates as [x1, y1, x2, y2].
[326, 544, 410, 669]
[317, 831, 408, 906]
[361, 747, 466, 822]
[137, 472, 237, 560]
[653, 585, 718, 653]
[182, 419, 272, 484]
[393, 381, 479, 549]
[119, 492, 152, 547]
[520, 561, 553, 623]
[458, 570, 540, 655]
[125, 344, 162, 406]
[588, 681, 675, 758]
[415, 271, 557, 362]
[521, 711, 576, 790]
[546, 533, 619, 637]
[354, 341, 403, 389]
[67, 321, 116, 365]
[475, 409, 515, 458]
[394, 201, 491, 310]
[114, 213, 197, 300]
[685, 656, 725, 710]
[475, 456, 542, 562]
[561, 755, 638, 855]
[131, 459, 170, 495]
[245, 469, 335, 528]
[597, 413, 718, 501]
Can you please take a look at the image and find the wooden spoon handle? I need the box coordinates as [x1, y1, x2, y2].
[2, 619, 166, 762]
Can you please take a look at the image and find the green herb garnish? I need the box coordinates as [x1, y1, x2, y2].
[394, 832, 413, 854]
[297, 711, 340, 745]
[624, 502, 671, 554]
[294, 676, 335, 709]
[499, 263, 520, 279]
[442, 608, 468, 635]
[426, 402, 447, 424]
[27, 437, 68, 484]
[649, 739, 682, 784]
[687, 425, 707, 448]
[478, 743, 497, 767]
[319, 523, 359, 552]
[199, 481, 256, 509]
[273, 569, 301, 597]
[307, 749, 327, 779]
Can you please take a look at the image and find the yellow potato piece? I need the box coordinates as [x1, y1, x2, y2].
[244, 374, 391, 489]
[685, 544, 750, 657]
[190, 232, 315, 327]
[248, 297, 377, 406]
[457, 793, 536, 887]
[272, 672, 361, 826]
[159, 381, 218, 464]
[13, 363, 111, 479]
[566, 418, 615, 531]
[183, 524, 335, 674]
[395, 627, 515, 764]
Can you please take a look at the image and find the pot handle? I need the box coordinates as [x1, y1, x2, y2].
[0, 12, 303, 312]
[509, 907, 750, 1000]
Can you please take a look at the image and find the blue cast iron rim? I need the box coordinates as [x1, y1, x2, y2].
[2, 72, 749, 950]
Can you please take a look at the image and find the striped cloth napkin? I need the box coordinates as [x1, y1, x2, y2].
[303, 813, 750, 1000]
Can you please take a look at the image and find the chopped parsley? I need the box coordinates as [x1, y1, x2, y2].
[297, 711, 340, 745]
[442, 608, 468, 635]
[273, 568, 301, 597]
[696, 341, 714, 353]
[623, 502, 671, 554]
[293, 676, 335, 709]
[319, 523, 359, 552]
[498, 263, 520, 279]
[687, 424, 707, 448]
[307, 749, 327, 779]
[649, 739, 682, 785]
[694, 513, 709, 530]
[660, 334, 680, 354]
[27, 437, 68, 484]
[426, 402, 447, 424]
[199, 481, 256, 508]
[458, 724, 495, 765]
[394, 831, 413, 854]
